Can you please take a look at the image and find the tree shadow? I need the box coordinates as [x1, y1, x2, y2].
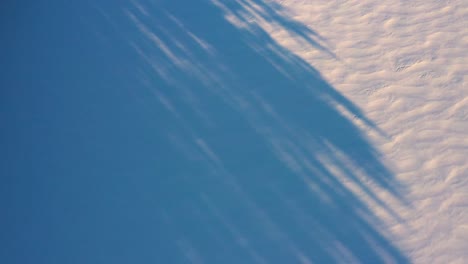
[93, 0, 408, 263]
[2, 0, 408, 263]
[108, 1, 408, 263]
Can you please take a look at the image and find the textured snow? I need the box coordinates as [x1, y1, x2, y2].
[260, 0, 467, 263]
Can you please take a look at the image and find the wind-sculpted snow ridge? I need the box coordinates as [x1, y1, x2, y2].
[86, 0, 411, 263]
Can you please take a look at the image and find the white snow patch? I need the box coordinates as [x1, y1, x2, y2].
[264, 0, 467, 262]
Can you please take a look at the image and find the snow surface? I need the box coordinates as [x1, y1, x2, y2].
[258, 1, 467, 263]
[3, 0, 466, 263]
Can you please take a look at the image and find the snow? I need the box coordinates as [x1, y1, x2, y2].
[258, 0, 467, 263]
[3, 0, 466, 263]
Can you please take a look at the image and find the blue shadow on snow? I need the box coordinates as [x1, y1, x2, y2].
[1, 0, 408, 263]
